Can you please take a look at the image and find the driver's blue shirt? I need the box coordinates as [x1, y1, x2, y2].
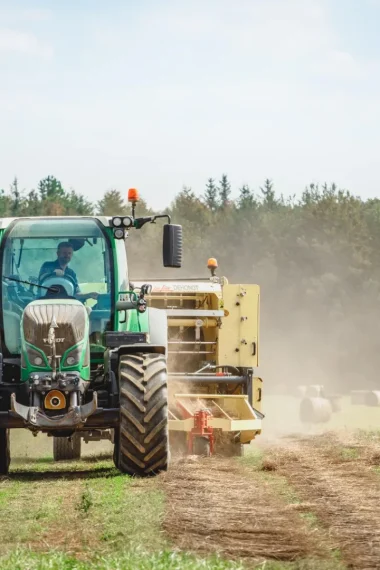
[38, 260, 80, 294]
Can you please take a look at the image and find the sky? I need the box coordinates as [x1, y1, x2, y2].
[1, 0, 380, 210]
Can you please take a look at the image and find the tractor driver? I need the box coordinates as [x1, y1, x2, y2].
[38, 242, 98, 302]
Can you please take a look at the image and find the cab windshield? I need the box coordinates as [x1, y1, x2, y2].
[1, 218, 113, 355]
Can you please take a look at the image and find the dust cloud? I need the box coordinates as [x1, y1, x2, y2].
[128, 222, 380, 439]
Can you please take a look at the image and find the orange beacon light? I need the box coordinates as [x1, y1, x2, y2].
[207, 258, 218, 276]
[128, 188, 139, 203]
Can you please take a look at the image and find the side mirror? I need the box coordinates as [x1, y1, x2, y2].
[163, 224, 182, 268]
[68, 238, 85, 251]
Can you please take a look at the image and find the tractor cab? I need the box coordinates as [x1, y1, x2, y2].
[1, 217, 119, 358]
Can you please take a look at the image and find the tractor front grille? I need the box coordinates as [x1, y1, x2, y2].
[23, 302, 87, 355]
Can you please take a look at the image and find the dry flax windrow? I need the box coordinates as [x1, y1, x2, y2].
[269, 433, 380, 570]
[161, 455, 329, 565]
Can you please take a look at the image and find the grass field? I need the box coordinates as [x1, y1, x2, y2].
[2, 397, 380, 569]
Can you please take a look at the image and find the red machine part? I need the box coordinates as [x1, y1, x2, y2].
[188, 408, 214, 455]
[174, 400, 215, 455]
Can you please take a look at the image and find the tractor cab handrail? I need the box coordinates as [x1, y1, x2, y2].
[116, 300, 137, 311]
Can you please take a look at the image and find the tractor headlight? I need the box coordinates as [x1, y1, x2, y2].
[122, 216, 133, 228]
[113, 228, 125, 239]
[64, 344, 84, 368]
[112, 217, 122, 227]
[26, 347, 47, 368]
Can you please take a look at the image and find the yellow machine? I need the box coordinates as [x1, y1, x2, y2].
[133, 258, 264, 456]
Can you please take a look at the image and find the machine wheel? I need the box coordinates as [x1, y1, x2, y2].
[53, 433, 81, 461]
[193, 436, 211, 457]
[0, 429, 10, 475]
[114, 353, 169, 477]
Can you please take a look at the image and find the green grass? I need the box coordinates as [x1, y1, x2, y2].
[240, 447, 264, 469]
[0, 548, 247, 570]
[0, 548, 349, 570]
[0, 476, 68, 545]
[89, 474, 166, 550]
[0, 453, 252, 569]
[2, 456, 166, 556]
[77, 483, 94, 514]
[339, 447, 360, 461]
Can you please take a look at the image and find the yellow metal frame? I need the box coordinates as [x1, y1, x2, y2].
[136, 274, 263, 445]
[168, 394, 262, 443]
[217, 284, 260, 369]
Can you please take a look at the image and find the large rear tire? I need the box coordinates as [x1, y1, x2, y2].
[114, 353, 169, 477]
[53, 433, 81, 461]
[0, 429, 10, 475]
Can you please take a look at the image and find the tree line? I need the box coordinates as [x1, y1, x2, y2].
[2, 174, 380, 391]
[0, 174, 293, 215]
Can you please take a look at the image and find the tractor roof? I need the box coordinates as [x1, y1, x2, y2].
[0, 216, 112, 230]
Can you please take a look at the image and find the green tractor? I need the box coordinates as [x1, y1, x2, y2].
[0, 191, 182, 476]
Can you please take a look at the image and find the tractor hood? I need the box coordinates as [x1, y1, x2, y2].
[21, 299, 90, 377]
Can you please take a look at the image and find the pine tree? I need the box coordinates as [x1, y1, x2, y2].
[238, 184, 256, 209]
[65, 190, 94, 215]
[260, 178, 276, 209]
[97, 190, 126, 215]
[301, 183, 320, 206]
[10, 177, 23, 216]
[204, 178, 218, 210]
[218, 174, 231, 208]
[38, 176, 65, 201]
[26, 190, 41, 216]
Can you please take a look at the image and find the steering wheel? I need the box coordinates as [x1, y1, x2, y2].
[39, 272, 77, 298]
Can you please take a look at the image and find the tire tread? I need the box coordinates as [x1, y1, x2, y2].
[53, 433, 81, 461]
[116, 353, 169, 476]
